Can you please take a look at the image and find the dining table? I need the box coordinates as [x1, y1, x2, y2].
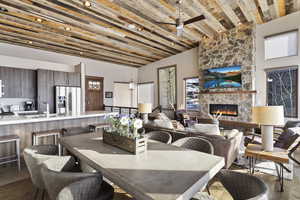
[60, 132, 225, 200]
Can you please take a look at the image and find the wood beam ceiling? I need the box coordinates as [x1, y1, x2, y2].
[0, 0, 298, 67]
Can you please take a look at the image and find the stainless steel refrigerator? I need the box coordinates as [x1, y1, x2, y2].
[55, 86, 81, 115]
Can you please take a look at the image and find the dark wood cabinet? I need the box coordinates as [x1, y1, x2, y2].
[0, 67, 36, 98]
[37, 69, 55, 113]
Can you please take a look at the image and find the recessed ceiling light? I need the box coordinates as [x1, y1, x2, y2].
[65, 27, 71, 31]
[84, 1, 92, 7]
[137, 27, 143, 31]
[28, 41, 33, 44]
[128, 24, 136, 29]
[79, 51, 83, 55]
[171, 42, 175, 46]
[36, 18, 42, 23]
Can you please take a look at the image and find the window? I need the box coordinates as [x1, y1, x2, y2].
[264, 31, 298, 60]
[113, 82, 137, 107]
[267, 67, 298, 118]
[138, 82, 154, 105]
[184, 78, 200, 110]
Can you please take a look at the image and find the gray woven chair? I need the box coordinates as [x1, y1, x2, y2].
[23, 144, 59, 200]
[217, 170, 268, 200]
[41, 156, 114, 200]
[146, 131, 172, 144]
[172, 137, 214, 154]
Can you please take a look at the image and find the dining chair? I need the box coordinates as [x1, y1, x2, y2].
[41, 156, 114, 200]
[23, 144, 59, 200]
[146, 131, 172, 144]
[172, 137, 214, 195]
[172, 137, 214, 154]
[217, 170, 268, 200]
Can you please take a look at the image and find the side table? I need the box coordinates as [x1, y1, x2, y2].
[245, 144, 290, 192]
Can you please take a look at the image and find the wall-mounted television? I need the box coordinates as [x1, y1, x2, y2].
[203, 65, 242, 89]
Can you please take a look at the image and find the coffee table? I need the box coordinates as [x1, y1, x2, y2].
[245, 144, 290, 192]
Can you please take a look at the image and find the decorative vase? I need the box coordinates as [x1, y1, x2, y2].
[211, 119, 219, 125]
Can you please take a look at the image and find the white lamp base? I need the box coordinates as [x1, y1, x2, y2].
[261, 125, 274, 151]
[141, 113, 149, 124]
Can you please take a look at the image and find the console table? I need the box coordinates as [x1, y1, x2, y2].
[245, 144, 290, 192]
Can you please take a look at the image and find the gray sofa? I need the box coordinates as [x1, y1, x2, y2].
[144, 124, 243, 169]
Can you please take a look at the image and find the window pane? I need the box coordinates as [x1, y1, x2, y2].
[267, 67, 298, 118]
[185, 78, 200, 110]
[265, 31, 298, 60]
[138, 83, 154, 105]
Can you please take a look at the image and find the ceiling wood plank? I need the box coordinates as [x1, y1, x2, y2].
[215, 0, 242, 26]
[274, 0, 286, 18]
[241, 0, 264, 24]
[236, 0, 253, 22]
[257, 0, 272, 21]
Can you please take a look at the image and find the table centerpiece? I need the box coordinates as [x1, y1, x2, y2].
[103, 116, 147, 154]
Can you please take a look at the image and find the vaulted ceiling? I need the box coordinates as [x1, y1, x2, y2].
[0, 0, 298, 67]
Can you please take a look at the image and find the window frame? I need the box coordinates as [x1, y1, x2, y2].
[184, 76, 200, 111]
[264, 30, 298, 61]
[265, 66, 299, 118]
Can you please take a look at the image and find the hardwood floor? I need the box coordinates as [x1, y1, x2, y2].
[0, 153, 299, 200]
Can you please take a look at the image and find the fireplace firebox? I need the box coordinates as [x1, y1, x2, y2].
[209, 104, 238, 117]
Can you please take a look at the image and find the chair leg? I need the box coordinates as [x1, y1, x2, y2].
[33, 188, 39, 200]
[16, 139, 21, 172]
[41, 190, 46, 200]
[206, 185, 211, 195]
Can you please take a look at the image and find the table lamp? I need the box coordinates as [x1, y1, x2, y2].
[252, 106, 284, 151]
[138, 103, 152, 124]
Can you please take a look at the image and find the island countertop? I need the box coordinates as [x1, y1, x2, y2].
[0, 111, 117, 126]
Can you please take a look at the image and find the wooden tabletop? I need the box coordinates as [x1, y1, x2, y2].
[245, 144, 289, 164]
[60, 132, 225, 200]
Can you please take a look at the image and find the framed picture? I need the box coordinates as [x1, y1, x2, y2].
[157, 65, 177, 109]
[105, 91, 113, 98]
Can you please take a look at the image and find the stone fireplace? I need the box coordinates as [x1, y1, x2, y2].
[198, 24, 256, 122]
[210, 104, 238, 117]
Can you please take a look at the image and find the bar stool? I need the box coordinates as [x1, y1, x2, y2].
[88, 123, 110, 132]
[32, 129, 62, 156]
[0, 135, 21, 171]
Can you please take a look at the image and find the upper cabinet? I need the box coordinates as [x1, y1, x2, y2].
[68, 72, 81, 87]
[0, 67, 36, 99]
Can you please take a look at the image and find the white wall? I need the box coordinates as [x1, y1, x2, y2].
[138, 48, 198, 108]
[255, 11, 300, 118]
[0, 43, 138, 106]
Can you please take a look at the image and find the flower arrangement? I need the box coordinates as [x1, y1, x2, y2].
[208, 112, 222, 125]
[107, 116, 143, 139]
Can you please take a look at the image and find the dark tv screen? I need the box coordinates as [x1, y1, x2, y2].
[203, 65, 242, 89]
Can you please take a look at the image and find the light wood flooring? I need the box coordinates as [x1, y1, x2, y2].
[0, 153, 299, 200]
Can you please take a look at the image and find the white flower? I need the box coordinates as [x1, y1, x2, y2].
[133, 119, 143, 129]
[120, 117, 129, 126]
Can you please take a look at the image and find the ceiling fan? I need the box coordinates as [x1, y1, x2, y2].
[154, 0, 205, 37]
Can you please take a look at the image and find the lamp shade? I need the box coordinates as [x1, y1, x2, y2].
[252, 106, 284, 126]
[138, 103, 152, 114]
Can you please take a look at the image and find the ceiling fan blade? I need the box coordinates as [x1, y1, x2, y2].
[184, 15, 205, 25]
[154, 22, 176, 25]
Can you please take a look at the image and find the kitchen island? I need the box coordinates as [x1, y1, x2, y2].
[0, 111, 116, 156]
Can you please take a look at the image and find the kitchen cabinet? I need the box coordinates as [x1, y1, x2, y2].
[0, 67, 35, 98]
[21, 69, 37, 99]
[37, 69, 55, 113]
[54, 71, 68, 86]
[68, 72, 81, 87]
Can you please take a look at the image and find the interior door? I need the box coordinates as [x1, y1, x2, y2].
[85, 76, 104, 111]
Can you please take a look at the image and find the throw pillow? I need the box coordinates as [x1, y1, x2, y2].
[223, 129, 239, 139]
[153, 119, 174, 129]
[171, 120, 185, 131]
[192, 123, 220, 135]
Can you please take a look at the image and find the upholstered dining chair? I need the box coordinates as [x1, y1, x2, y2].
[41, 156, 114, 200]
[146, 131, 172, 144]
[172, 137, 214, 154]
[172, 137, 214, 195]
[23, 144, 59, 200]
[217, 170, 268, 200]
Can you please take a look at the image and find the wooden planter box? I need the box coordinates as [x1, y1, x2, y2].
[103, 130, 147, 154]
